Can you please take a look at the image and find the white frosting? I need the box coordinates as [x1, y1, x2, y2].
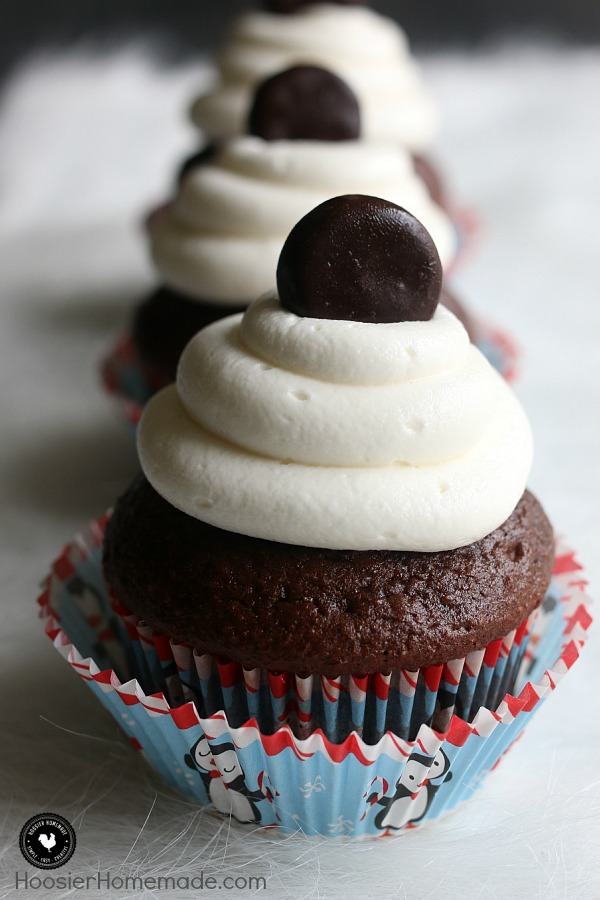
[190, 5, 438, 150]
[138, 298, 533, 552]
[149, 137, 457, 302]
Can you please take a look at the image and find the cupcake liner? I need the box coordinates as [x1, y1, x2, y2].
[474, 321, 520, 384]
[39, 520, 591, 837]
[99, 335, 152, 435]
[447, 204, 481, 274]
[100, 318, 521, 437]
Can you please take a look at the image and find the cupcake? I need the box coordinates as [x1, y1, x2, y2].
[128, 65, 458, 393]
[82, 196, 568, 834]
[189, 2, 443, 195]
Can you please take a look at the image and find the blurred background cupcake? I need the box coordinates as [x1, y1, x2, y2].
[102, 60, 514, 429]
[98, 2, 523, 430]
[188, 1, 446, 198]
[130, 65, 458, 393]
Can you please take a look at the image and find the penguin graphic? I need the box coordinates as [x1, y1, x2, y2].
[185, 736, 265, 823]
[371, 748, 452, 831]
[409, 747, 452, 825]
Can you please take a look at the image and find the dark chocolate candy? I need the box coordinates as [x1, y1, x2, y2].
[248, 65, 360, 142]
[265, 0, 367, 12]
[277, 194, 443, 323]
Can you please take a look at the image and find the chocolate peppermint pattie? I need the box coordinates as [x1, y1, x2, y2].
[248, 65, 361, 142]
[277, 195, 442, 323]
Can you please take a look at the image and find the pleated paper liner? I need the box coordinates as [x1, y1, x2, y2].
[38, 518, 591, 837]
[99, 317, 520, 437]
[99, 336, 151, 435]
[449, 203, 481, 270]
[111, 600, 535, 746]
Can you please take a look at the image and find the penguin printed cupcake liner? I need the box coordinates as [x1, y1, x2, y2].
[38, 521, 591, 837]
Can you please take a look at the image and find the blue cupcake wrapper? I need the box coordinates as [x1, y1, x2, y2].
[39, 520, 591, 837]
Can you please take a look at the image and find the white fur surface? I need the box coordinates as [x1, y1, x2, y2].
[0, 43, 599, 900]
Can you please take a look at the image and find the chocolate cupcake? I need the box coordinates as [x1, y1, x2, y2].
[186, 1, 468, 220]
[189, 3, 439, 161]
[104, 195, 553, 737]
[44, 197, 588, 837]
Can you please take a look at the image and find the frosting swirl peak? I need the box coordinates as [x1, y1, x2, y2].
[138, 294, 532, 552]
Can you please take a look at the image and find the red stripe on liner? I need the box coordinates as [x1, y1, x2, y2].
[483, 638, 503, 667]
[565, 604, 593, 634]
[116, 689, 141, 707]
[441, 663, 460, 688]
[422, 664, 443, 693]
[53, 554, 76, 580]
[502, 693, 526, 719]
[267, 670, 290, 699]
[517, 682, 542, 713]
[153, 632, 175, 662]
[215, 658, 242, 690]
[560, 640, 582, 670]
[401, 670, 418, 690]
[445, 716, 473, 747]
[553, 552, 583, 576]
[371, 673, 391, 700]
[170, 703, 200, 729]
[514, 618, 530, 646]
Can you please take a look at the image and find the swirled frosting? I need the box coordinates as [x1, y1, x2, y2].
[149, 137, 457, 303]
[138, 295, 533, 552]
[190, 5, 438, 150]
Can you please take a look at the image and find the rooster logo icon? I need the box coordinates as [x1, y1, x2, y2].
[38, 833, 57, 851]
[19, 814, 76, 869]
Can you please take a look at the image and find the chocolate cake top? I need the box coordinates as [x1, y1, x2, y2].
[103, 477, 554, 675]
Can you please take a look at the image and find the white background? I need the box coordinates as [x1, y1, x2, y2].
[0, 42, 599, 900]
